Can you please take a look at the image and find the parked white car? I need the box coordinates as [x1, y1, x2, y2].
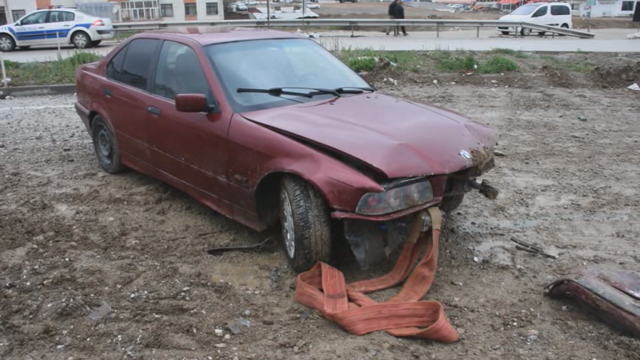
[228, 2, 249, 12]
[498, 3, 572, 36]
[0, 9, 113, 52]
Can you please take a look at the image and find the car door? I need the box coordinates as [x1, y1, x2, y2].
[13, 11, 49, 46]
[530, 5, 548, 26]
[103, 38, 162, 163]
[147, 40, 231, 201]
[45, 10, 75, 44]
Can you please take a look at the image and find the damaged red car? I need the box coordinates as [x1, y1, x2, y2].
[75, 29, 498, 272]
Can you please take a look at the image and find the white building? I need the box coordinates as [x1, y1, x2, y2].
[0, 0, 224, 24]
[572, 0, 637, 17]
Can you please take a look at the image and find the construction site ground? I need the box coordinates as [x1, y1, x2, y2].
[0, 53, 639, 359]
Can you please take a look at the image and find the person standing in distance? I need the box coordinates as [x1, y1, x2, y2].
[386, 0, 399, 35]
[393, 0, 408, 36]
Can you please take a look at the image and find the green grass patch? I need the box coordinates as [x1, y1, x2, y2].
[539, 54, 594, 72]
[436, 54, 478, 72]
[479, 56, 519, 73]
[491, 48, 529, 58]
[4, 52, 102, 86]
[345, 56, 377, 72]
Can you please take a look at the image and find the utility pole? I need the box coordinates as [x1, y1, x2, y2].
[267, 0, 270, 27]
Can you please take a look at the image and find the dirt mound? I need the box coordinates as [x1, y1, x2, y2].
[589, 61, 640, 89]
[542, 66, 575, 88]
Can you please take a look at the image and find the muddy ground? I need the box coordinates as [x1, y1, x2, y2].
[1, 56, 640, 360]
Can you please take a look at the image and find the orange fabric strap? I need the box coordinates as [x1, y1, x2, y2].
[295, 207, 458, 343]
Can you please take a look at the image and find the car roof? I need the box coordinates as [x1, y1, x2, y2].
[132, 28, 304, 46]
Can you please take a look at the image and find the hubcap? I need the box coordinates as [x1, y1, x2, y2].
[0, 37, 12, 51]
[74, 34, 87, 48]
[97, 126, 113, 165]
[281, 191, 295, 259]
[522, 28, 531, 35]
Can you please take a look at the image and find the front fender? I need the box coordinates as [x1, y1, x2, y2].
[229, 114, 383, 212]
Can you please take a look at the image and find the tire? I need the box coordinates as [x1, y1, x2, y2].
[559, 23, 569, 37]
[279, 176, 332, 273]
[0, 34, 16, 52]
[92, 116, 125, 174]
[19, 46, 31, 50]
[520, 27, 531, 36]
[439, 195, 464, 214]
[538, 31, 546, 36]
[501, 31, 510, 35]
[72, 31, 92, 49]
[91, 40, 102, 47]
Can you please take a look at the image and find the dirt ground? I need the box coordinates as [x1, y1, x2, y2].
[316, 2, 639, 29]
[1, 56, 640, 360]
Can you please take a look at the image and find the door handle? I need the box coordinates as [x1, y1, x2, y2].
[37, 27, 45, 29]
[147, 106, 161, 116]
[63, 25, 71, 27]
[103, 89, 112, 98]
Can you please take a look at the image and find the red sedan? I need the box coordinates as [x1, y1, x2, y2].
[75, 29, 498, 272]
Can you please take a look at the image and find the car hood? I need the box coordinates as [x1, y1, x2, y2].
[240, 93, 498, 178]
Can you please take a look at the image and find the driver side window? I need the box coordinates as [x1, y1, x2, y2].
[153, 41, 214, 102]
[20, 11, 47, 25]
[532, 6, 547, 17]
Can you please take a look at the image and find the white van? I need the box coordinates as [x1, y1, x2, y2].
[498, 3, 572, 36]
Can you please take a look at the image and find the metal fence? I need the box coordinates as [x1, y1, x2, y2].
[112, 18, 596, 39]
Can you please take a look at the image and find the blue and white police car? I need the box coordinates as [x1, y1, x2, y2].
[0, 9, 114, 52]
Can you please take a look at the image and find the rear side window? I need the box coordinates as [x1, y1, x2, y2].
[106, 44, 128, 82]
[49, 11, 75, 22]
[551, 5, 570, 15]
[119, 39, 160, 91]
[532, 6, 547, 17]
[153, 41, 213, 102]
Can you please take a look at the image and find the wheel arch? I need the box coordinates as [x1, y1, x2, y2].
[254, 170, 331, 229]
[0, 31, 17, 42]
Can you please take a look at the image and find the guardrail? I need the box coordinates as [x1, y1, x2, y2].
[112, 19, 595, 39]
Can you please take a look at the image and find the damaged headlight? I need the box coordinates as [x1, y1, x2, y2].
[355, 179, 433, 215]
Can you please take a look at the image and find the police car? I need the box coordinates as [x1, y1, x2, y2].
[0, 9, 114, 52]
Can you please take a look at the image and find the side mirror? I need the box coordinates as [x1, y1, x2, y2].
[175, 94, 211, 113]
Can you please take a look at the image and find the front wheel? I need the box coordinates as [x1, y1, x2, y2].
[279, 176, 332, 273]
[0, 34, 16, 52]
[72, 31, 91, 49]
[520, 27, 532, 36]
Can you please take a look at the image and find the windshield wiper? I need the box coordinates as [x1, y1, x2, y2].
[237, 87, 341, 98]
[334, 86, 375, 94]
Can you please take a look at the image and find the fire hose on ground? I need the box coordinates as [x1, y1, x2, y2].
[295, 207, 459, 343]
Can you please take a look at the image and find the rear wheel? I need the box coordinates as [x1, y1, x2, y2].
[501, 31, 510, 35]
[0, 34, 16, 52]
[91, 40, 102, 47]
[559, 23, 569, 36]
[439, 195, 465, 214]
[92, 116, 125, 174]
[72, 31, 91, 49]
[279, 176, 332, 273]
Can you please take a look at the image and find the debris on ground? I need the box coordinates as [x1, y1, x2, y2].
[227, 318, 252, 335]
[88, 302, 112, 321]
[628, 83, 640, 91]
[511, 237, 558, 259]
[207, 237, 272, 255]
[577, 116, 587, 122]
[545, 269, 640, 338]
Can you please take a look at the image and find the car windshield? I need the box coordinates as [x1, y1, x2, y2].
[510, 4, 540, 15]
[205, 38, 371, 112]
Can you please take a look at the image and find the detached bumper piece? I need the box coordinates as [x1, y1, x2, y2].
[545, 269, 640, 338]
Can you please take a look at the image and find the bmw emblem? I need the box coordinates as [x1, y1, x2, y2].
[460, 150, 471, 160]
